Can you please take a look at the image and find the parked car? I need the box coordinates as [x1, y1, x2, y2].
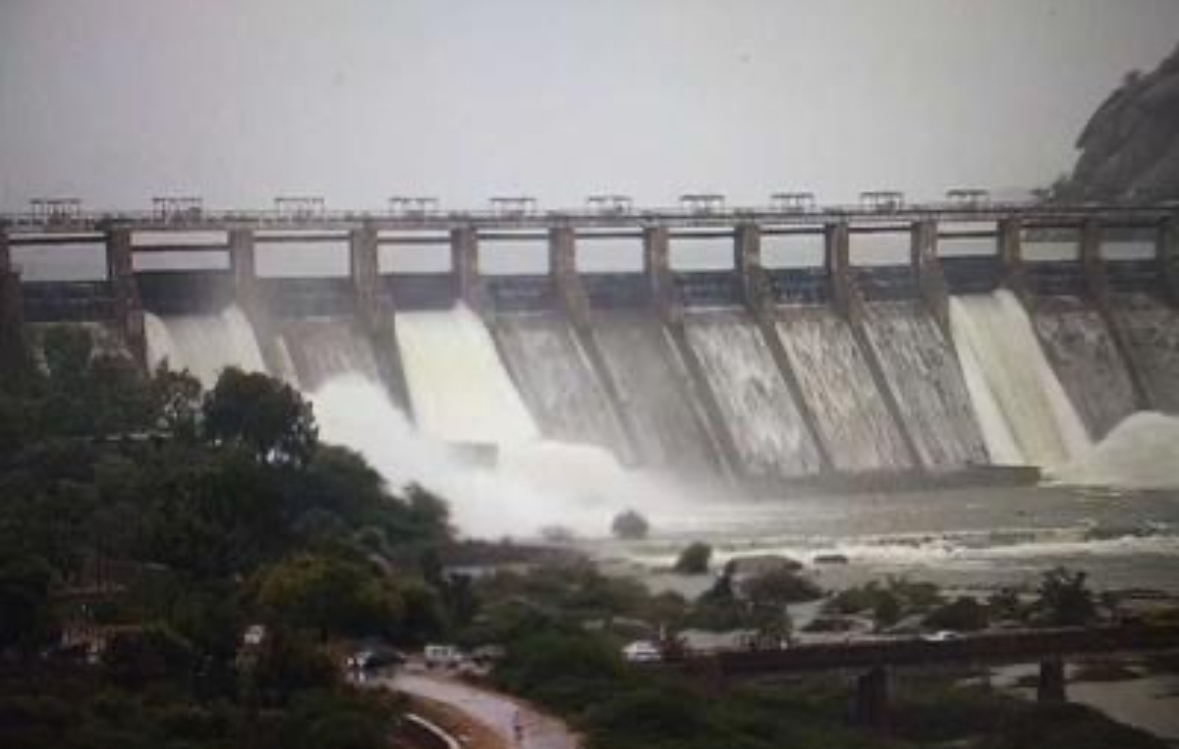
[621, 640, 662, 663]
[424, 644, 464, 669]
[347, 646, 405, 671]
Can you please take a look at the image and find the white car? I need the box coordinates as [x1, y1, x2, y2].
[921, 630, 963, 642]
[622, 641, 662, 663]
[424, 644, 464, 669]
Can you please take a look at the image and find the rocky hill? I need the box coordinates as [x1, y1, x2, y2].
[1061, 44, 1179, 201]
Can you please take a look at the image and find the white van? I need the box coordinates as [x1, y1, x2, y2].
[424, 644, 463, 669]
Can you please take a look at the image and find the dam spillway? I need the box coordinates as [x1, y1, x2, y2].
[1029, 295, 1138, 438]
[590, 310, 722, 475]
[861, 301, 988, 469]
[684, 309, 823, 479]
[3, 200, 1178, 494]
[492, 311, 634, 463]
[775, 306, 913, 473]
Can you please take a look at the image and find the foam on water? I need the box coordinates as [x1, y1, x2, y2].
[144, 305, 267, 386]
[310, 374, 692, 538]
[1050, 411, 1179, 491]
[684, 310, 822, 478]
[949, 290, 1090, 467]
[395, 305, 538, 445]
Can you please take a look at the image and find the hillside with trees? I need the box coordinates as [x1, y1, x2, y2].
[1058, 44, 1179, 201]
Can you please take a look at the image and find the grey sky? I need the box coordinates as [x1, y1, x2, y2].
[1, 0, 1176, 212]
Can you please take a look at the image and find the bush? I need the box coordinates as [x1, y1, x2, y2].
[1034, 567, 1096, 627]
[673, 542, 712, 574]
[611, 510, 649, 540]
[740, 568, 822, 605]
[924, 596, 989, 632]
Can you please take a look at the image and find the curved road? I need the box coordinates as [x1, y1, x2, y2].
[388, 672, 581, 749]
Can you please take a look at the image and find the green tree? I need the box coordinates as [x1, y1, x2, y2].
[740, 568, 822, 606]
[673, 542, 712, 574]
[924, 596, 989, 632]
[203, 368, 317, 466]
[0, 555, 57, 655]
[255, 554, 400, 641]
[1035, 567, 1096, 627]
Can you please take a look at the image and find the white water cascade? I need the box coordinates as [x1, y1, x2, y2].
[310, 374, 688, 538]
[949, 290, 1090, 468]
[395, 306, 539, 446]
[1049, 411, 1179, 491]
[144, 305, 267, 386]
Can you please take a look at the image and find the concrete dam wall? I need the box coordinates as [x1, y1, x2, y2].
[3, 203, 1177, 494]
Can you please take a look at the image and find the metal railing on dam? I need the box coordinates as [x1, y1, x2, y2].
[1, 198, 1176, 233]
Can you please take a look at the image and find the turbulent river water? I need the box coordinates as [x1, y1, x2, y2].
[596, 485, 1179, 594]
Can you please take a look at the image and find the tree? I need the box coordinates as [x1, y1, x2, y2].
[673, 542, 711, 574]
[255, 554, 401, 641]
[740, 568, 822, 606]
[102, 625, 197, 688]
[1035, 567, 1096, 627]
[924, 596, 989, 632]
[0, 555, 57, 655]
[611, 510, 649, 540]
[203, 368, 318, 467]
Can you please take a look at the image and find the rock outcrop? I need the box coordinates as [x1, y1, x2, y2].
[1062, 44, 1179, 201]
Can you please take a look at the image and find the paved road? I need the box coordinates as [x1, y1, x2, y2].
[388, 672, 581, 749]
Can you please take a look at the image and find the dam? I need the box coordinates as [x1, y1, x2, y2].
[2, 196, 1177, 494]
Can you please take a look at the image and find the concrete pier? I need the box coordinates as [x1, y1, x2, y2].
[349, 224, 380, 325]
[352, 223, 411, 410]
[106, 227, 145, 367]
[1161, 217, 1179, 306]
[997, 217, 1027, 293]
[911, 219, 950, 333]
[643, 226, 678, 323]
[450, 226, 483, 312]
[229, 228, 257, 310]
[825, 222, 857, 321]
[0, 230, 24, 371]
[549, 226, 591, 325]
[1080, 220, 1152, 410]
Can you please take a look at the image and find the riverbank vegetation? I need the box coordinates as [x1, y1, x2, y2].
[0, 328, 450, 749]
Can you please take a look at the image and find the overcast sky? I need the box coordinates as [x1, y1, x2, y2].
[1, 0, 1177, 212]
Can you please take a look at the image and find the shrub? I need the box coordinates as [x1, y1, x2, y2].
[673, 542, 712, 574]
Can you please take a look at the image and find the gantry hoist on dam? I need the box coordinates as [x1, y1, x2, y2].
[2, 192, 1177, 494]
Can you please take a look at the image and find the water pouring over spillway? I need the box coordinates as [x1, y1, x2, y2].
[949, 290, 1091, 467]
[144, 305, 267, 387]
[395, 305, 539, 446]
